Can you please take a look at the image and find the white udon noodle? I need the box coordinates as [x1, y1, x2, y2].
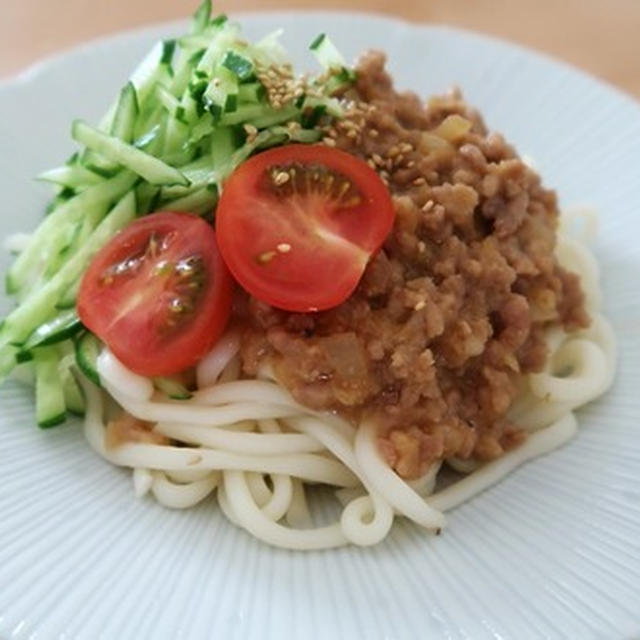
[79, 226, 616, 549]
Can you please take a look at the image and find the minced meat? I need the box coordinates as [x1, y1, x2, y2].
[238, 52, 589, 479]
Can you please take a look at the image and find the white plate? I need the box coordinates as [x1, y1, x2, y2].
[1, 12, 639, 640]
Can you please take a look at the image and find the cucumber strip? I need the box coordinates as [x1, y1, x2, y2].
[55, 280, 80, 310]
[133, 122, 163, 152]
[74, 332, 102, 387]
[303, 94, 344, 119]
[168, 48, 198, 99]
[110, 82, 139, 143]
[0, 345, 19, 377]
[64, 197, 111, 255]
[160, 171, 216, 199]
[323, 67, 357, 95]
[153, 376, 193, 400]
[187, 114, 217, 148]
[253, 29, 288, 67]
[73, 121, 188, 186]
[210, 13, 228, 28]
[204, 66, 239, 113]
[135, 118, 167, 160]
[210, 126, 238, 167]
[175, 92, 201, 130]
[179, 35, 213, 51]
[155, 83, 181, 115]
[36, 221, 84, 283]
[37, 165, 104, 190]
[80, 152, 121, 178]
[213, 129, 276, 180]
[40, 199, 109, 285]
[196, 21, 241, 74]
[238, 82, 266, 104]
[58, 347, 85, 414]
[180, 154, 218, 184]
[217, 103, 267, 126]
[252, 104, 303, 128]
[129, 41, 173, 108]
[21, 310, 82, 351]
[63, 370, 85, 415]
[220, 104, 299, 128]
[163, 186, 218, 215]
[162, 116, 190, 161]
[221, 50, 254, 81]
[191, 0, 211, 34]
[309, 33, 346, 70]
[0, 191, 137, 349]
[160, 39, 177, 76]
[135, 182, 161, 215]
[34, 347, 66, 428]
[94, 40, 164, 134]
[15, 350, 33, 364]
[133, 95, 167, 145]
[268, 125, 322, 144]
[7, 171, 137, 294]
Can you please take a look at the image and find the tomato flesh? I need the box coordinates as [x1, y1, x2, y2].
[216, 144, 395, 312]
[78, 212, 233, 376]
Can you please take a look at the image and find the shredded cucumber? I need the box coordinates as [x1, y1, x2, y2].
[0, 190, 137, 348]
[34, 346, 66, 428]
[6, 171, 136, 295]
[0, 0, 356, 412]
[73, 121, 188, 186]
[21, 309, 82, 352]
[111, 82, 140, 143]
[63, 371, 86, 415]
[37, 165, 104, 190]
[153, 376, 193, 400]
[74, 332, 102, 388]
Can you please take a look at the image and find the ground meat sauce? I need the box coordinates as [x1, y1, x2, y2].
[239, 52, 589, 479]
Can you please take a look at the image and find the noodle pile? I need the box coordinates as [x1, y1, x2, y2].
[80, 226, 616, 549]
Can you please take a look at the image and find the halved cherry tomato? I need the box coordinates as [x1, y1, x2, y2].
[77, 212, 233, 376]
[216, 144, 395, 312]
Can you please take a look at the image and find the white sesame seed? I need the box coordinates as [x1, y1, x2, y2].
[258, 251, 276, 264]
[277, 243, 292, 253]
[273, 171, 290, 186]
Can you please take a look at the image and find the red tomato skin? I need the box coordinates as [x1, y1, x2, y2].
[77, 212, 233, 377]
[216, 144, 395, 312]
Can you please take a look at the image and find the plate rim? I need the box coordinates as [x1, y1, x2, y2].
[1, 11, 639, 640]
